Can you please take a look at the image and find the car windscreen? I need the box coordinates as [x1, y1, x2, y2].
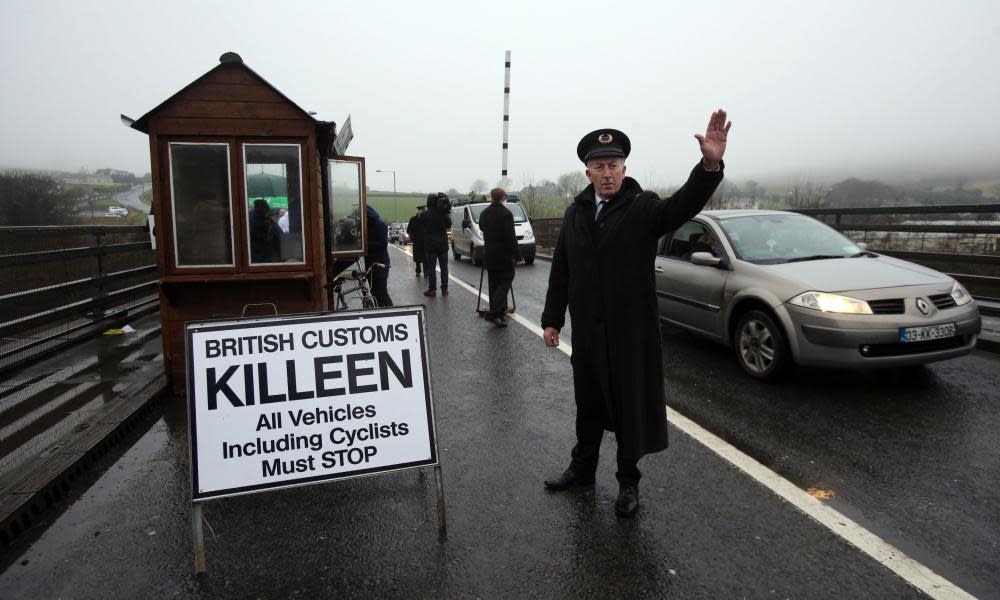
[469, 203, 528, 224]
[716, 213, 861, 264]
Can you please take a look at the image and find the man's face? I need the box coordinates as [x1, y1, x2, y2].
[585, 158, 626, 197]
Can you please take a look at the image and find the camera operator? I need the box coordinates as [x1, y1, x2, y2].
[422, 192, 452, 297]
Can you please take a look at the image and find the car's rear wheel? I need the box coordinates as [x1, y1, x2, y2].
[524, 256, 535, 265]
[734, 309, 788, 380]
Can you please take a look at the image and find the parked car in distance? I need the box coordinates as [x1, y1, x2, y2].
[108, 206, 128, 216]
[389, 222, 409, 244]
[103, 210, 125, 218]
[450, 197, 535, 265]
[655, 210, 981, 379]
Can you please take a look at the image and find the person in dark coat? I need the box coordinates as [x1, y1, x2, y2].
[407, 205, 427, 277]
[422, 193, 453, 297]
[479, 187, 521, 327]
[365, 204, 392, 307]
[541, 110, 731, 518]
[249, 198, 281, 263]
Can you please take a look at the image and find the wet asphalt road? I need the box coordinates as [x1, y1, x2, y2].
[112, 183, 152, 213]
[0, 245, 996, 598]
[432, 245, 1000, 598]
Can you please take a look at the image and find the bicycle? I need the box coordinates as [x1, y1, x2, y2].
[328, 260, 385, 310]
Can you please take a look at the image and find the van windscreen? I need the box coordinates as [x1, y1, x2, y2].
[470, 203, 528, 224]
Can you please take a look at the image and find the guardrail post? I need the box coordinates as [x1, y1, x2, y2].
[93, 229, 107, 320]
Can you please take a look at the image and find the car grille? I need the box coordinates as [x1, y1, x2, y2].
[859, 335, 968, 357]
[929, 293, 957, 310]
[868, 299, 905, 314]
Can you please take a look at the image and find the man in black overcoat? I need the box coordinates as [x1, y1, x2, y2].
[479, 187, 521, 327]
[541, 109, 732, 517]
[406, 205, 427, 277]
[422, 193, 453, 297]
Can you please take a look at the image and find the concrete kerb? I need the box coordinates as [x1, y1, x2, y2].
[535, 248, 999, 353]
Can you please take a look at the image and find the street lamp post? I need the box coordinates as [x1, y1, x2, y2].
[375, 169, 397, 221]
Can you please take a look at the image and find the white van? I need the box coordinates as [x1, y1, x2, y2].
[450, 197, 536, 265]
[108, 206, 129, 216]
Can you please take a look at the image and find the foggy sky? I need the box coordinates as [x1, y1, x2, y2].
[2, 0, 999, 192]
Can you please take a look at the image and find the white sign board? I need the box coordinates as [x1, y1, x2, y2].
[333, 115, 353, 156]
[185, 307, 437, 501]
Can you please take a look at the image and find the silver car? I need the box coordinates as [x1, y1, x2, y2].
[655, 210, 981, 379]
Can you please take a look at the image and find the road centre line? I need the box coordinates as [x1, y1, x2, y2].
[390, 244, 973, 599]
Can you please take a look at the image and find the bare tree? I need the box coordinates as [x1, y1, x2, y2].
[987, 183, 1000, 201]
[518, 173, 544, 217]
[742, 180, 764, 202]
[471, 179, 487, 195]
[785, 175, 826, 209]
[556, 172, 587, 202]
[705, 180, 740, 210]
[0, 173, 80, 225]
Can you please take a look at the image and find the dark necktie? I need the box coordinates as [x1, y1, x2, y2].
[595, 200, 607, 221]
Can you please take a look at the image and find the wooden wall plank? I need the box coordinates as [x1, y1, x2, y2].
[202, 67, 259, 85]
[158, 100, 306, 120]
[179, 83, 286, 103]
[150, 117, 313, 137]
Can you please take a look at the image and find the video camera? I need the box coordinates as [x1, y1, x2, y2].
[426, 192, 451, 214]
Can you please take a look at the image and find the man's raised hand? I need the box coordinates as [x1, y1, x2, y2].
[694, 108, 731, 169]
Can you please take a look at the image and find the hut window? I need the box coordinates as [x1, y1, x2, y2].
[169, 143, 234, 267]
[243, 144, 305, 265]
[328, 160, 365, 255]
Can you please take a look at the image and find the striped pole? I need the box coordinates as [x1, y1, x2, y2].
[501, 50, 511, 179]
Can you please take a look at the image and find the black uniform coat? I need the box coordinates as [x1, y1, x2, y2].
[422, 210, 452, 255]
[479, 202, 520, 275]
[541, 162, 723, 460]
[407, 214, 426, 258]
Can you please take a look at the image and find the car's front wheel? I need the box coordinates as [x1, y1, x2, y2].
[734, 309, 788, 380]
[452, 241, 460, 260]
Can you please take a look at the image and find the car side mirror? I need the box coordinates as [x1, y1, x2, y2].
[462, 219, 471, 229]
[690, 251, 723, 268]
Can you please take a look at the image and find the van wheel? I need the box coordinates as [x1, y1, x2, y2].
[734, 309, 788, 380]
[524, 256, 535, 265]
[472, 245, 483, 266]
[452, 241, 460, 260]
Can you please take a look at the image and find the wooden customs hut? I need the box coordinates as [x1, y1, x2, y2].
[123, 52, 367, 394]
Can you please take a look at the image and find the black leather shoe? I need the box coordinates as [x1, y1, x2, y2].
[487, 316, 508, 327]
[615, 485, 639, 517]
[544, 469, 595, 491]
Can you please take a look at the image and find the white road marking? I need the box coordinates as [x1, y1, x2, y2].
[391, 244, 974, 599]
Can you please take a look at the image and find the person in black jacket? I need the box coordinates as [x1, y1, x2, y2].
[365, 204, 392, 307]
[406, 205, 427, 277]
[249, 199, 281, 263]
[422, 193, 452, 297]
[479, 187, 521, 327]
[541, 110, 731, 518]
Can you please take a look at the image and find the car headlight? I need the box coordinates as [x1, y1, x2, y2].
[950, 282, 973, 306]
[788, 292, 873, 315]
